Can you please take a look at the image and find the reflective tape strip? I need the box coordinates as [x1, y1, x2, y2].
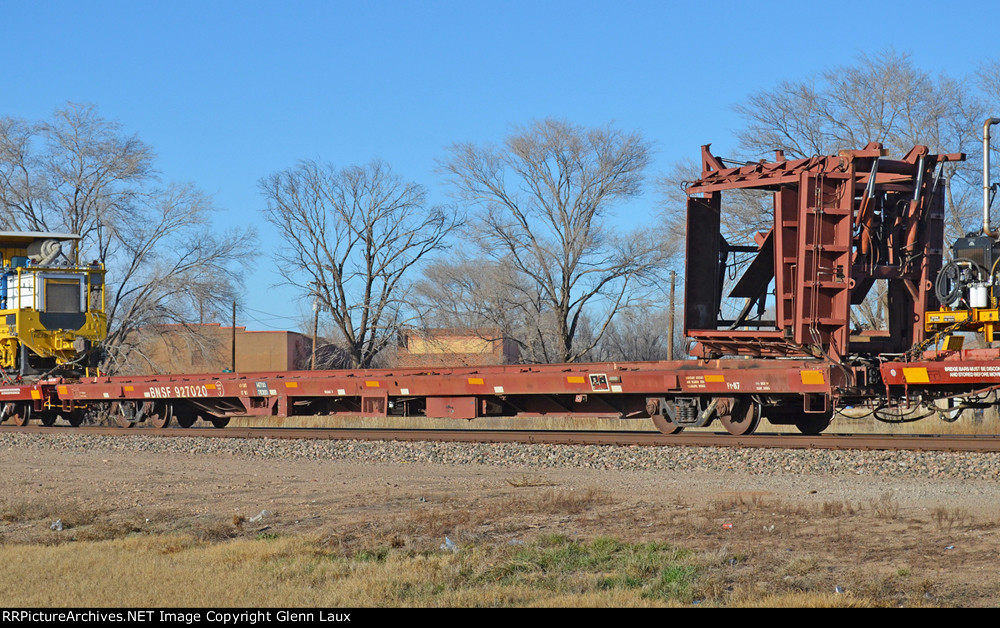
[365, 381, 380, 388]
[800, 370, 825, 385]
[468, 378, 484, 385]
[567, 376, 585, 384]
[902, 367, 930, 383]
[705, 374, 725, 383]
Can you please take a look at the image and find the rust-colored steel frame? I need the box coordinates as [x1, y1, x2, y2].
[881, 347, 1000, 391]
[684, 143, 963, 361]
[3, 360, 843, 422]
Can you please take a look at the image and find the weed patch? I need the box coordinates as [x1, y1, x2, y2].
[479, 535, 698, 602]
[507, 488, 613, 515]
[506, 474, 556, 488]
[871, 493, 900, 520]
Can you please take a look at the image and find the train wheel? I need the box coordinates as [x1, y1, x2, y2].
[145, 402, 173, 429]
[66, 409, 85, 427]
[6, 402, 32, 426]
[173, 403, 200, 428]
[651, 413, 683, 435]
[794, 411, 832, 435]
[719, 398, 760, 436]
[209, 417, 230, 429]
[175, 413, 198, 428]
[647, 398, 683, 434]
[111, 401, 141, 428]
[39, 413, 57, 426]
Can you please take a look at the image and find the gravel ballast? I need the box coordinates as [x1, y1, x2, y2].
[4, 431, 1000, 481]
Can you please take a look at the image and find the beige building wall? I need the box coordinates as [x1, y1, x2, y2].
[394, 328, 518, 367]
[132, 324, 310, 374]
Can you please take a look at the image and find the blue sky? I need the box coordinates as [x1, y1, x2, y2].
[2, 0, 994, 331]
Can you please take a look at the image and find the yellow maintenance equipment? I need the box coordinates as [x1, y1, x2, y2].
[0, 232, 107, 375]
[923, 238, 1000, 349]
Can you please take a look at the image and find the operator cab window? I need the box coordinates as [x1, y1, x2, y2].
[44, 278, 83, 313]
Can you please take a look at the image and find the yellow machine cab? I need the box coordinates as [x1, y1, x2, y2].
[0, 231, 106, 376]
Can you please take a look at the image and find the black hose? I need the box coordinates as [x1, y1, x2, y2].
[934, 258, 985, 306]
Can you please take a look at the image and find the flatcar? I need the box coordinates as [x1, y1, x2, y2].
[8, 122, 1000, 434]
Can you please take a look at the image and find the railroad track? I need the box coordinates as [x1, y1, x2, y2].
[3, 425, 1000, 453]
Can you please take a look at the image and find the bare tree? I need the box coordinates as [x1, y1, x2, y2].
[590, 307, 679, 362]
[0, 103, 154, 241]
[664, 51, 985, 332]
[102, 183, 251, 373]
[260, 160, 457, 368]
[0, 103, 253, 373]
[735, 50, 983, 240]
[415, 253, 555, 363]
[439, 119, 666, 363]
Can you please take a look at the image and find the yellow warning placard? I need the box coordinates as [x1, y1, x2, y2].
[800, 370, 825, 385]
[902, 367, 930, 383]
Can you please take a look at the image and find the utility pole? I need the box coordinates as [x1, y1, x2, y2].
[311, 289, 320, 370]
[668, 270, 676, 361]
[231, 301, 237, 373]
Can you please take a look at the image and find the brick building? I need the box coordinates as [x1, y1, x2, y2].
[130, 324, 310, 375]
[394, 328, 518, 367]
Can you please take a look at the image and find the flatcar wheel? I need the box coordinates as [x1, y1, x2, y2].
[112, 401, 141, 428]
[39, 413, 57, 427]
[209, 417, 230, 429]
[794, 411, 833, 436]
[66, 409, 85, 427]
[651, 412, 683, 435]
[175, 412, 198, 428]
[146, 402, 173, 429]
[6, 402, 32, 426]
[719, 399, 760, 436]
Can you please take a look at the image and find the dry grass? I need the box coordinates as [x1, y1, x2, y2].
[0, 529, 933, 608]
[1, 499, 103, 529]
[931, 507, 970, 532]
[358, 487, 615, 548]
[821, 501, 857, 517]
[506, 474, 557, 488]
[0, 534, 737, 607]
[507, 488, 614, 515]
[1, 486, 979, 607]
[870, 493, 901, 521]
